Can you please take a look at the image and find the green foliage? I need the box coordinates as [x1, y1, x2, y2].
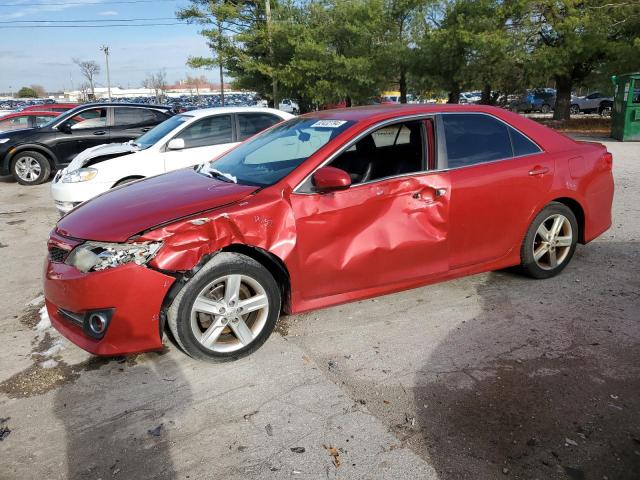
[16, 87, 38, 98]
[179, 0, 640, 115]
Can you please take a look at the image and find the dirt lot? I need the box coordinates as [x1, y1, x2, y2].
[0, 138, 638, 480]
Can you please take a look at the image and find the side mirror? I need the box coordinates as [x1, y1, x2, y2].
[312, 166, 351, 193]
[58, 121, 72, 134]
[167, 138, 185, 150]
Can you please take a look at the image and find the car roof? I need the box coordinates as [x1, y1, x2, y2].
[1, 111, 58, 117]
[300, 104, 577, 151]
[79, 102, 172, 110]
[180, 106, 289, 119]
[298, 104, 518, 122]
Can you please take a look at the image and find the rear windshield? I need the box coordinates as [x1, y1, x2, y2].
[199, 118, 354, 186]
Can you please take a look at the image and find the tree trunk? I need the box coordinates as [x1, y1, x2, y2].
[399, 67, 407, 104]
[553, 75, 572, 121]
[447, 84, 460, 104]
[480, 84, 492, 105]
[345, 96, 352, 108]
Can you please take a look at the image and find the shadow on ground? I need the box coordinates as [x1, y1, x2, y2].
[53, 350, 192, 479]
[414, 241, 640, 479]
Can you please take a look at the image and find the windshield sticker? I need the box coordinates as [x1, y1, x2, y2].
[311, 120, 347, 128]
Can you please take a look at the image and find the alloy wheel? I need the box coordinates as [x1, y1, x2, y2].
[15, 157, 41, 182]
[532, 214, 573, 270]
[190, 274, 269, 353]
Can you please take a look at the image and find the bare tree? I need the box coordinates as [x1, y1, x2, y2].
[78, 82, 91, 102]
[144, 69, 168, 103]
[73, 58, 100, 99]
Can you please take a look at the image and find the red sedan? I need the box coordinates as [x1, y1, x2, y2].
[0, 111, 59, 131]
[44, 105, 614, 361]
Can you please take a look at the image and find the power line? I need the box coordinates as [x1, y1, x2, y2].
[0, 17, 178, 23]
[0, 22, 186, 28]
[0, 0, 177, 6]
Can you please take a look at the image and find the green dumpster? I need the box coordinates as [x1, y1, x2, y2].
[611, 72, 640, 141]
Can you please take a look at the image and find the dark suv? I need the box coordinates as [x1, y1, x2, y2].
[0, 103, 173, 185]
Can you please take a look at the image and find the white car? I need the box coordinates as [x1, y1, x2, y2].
[278, 99, 299, 114]
[51, 107, 293, 215]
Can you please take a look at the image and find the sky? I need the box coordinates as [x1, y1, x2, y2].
[0, 0, 216, 93]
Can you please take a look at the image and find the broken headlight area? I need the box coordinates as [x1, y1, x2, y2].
[65, 241, 162, 273]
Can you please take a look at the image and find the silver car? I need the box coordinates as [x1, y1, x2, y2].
[570, 92, 613, 116]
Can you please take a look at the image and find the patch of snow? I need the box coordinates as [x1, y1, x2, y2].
[35, 306, 51, 332]
[38, 339, 66, 358]
[26, 294, 44, 307]
[41, 359, 59, 369]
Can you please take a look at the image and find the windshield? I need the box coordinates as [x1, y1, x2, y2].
[134, 114, 191, 149]
[199, 117, 354, 187]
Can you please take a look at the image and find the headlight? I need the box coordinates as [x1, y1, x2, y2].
[61, 168, 98, 183]
[0, 138, 10, 144]
[66, 241, 162, 273]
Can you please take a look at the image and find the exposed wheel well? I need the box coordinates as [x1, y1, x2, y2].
[112, 176, 145, 188]
[221, 244, 292, 314]
[551, 197, 585, 243]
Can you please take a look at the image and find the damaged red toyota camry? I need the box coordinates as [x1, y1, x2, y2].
[44, 105, 614, 361]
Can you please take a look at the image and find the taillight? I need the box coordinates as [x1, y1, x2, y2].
[602, 151, 613, 171]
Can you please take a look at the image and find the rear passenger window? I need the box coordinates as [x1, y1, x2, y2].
[509, 127, 541, 156]
[178, 115, 233, 148]
[113, 108, 156, 127]
[237, 113, 281, 141]
[442, 114, 512, 168]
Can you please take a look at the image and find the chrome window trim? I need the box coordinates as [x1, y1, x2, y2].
[292, 111, 545, 195]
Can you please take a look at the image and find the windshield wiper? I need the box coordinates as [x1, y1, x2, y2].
[207, 168, 238, 184]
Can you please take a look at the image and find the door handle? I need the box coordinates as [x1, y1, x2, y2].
[141, 127, 152, 132]
[93, 131, 106, 136]
[412, 187, 447, 200]
[528, 166, 549, 176]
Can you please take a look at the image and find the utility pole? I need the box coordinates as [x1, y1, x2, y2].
[265, 0, 277, 109]
[217, 20, 225, 106]
[100, 45, 112, 102]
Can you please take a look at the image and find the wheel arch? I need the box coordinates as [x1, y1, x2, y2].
[112, 175, 145, 188]
[7, 144, 57, 171]
[220, 244, 292, 314]
[550, 197, 586, 244]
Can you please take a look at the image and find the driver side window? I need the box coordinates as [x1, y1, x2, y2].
[327, 120, 425, 185]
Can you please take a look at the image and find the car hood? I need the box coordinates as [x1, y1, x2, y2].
[66, 141, 140, 171]
[56, 168, 259, 243]
[0, 127, 36, 139]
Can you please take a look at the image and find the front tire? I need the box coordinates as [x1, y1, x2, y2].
[520, 202, 578, 279]
[167, 253, 281, 362]
[541, 104, 551, 114]
[11, 151, 51, 185]
[570, 104, 580, 115]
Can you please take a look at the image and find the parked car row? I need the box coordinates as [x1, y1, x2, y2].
[51, 107, 293, 214]
[40, 104, 614, 362]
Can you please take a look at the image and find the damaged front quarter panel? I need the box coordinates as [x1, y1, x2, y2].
[140, 188, 298, 276]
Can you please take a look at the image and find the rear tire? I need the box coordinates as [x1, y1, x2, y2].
[11, 151, 51, 185]
[541, 104, 551, 114]
[167, 253, 281, 362]
[570, 104, 580, 115]
[520, 202, 578, 279]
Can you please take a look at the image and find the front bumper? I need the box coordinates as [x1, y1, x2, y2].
[44, 259, 176, 356]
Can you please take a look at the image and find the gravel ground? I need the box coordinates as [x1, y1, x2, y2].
[0, 138, 638, 480]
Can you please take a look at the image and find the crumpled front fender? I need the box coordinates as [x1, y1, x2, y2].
[141, 189, 297, 274]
